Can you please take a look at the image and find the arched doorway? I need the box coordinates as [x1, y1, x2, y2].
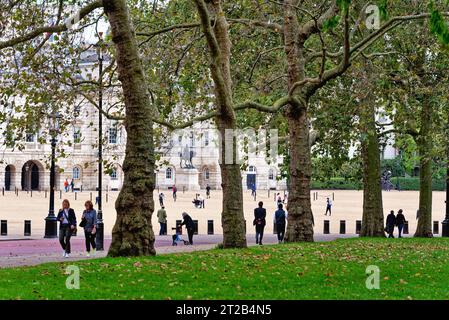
[21, 161, 43, 191]
[5, 165, 15, 191]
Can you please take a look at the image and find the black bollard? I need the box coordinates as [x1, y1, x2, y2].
[1, 220, 7, 236]
[90, 192, 92, 201]
[273, 222, 277, 234]
[207, 220, 214, 235]
[45, 190, 47, 198]
[193, 220, 199, 235]
[339, 220, 346, 234]
[75, 192, 77, 201]
[332, 192, 334, 201]
[59, 190, 62, 199]
[106, 193, 108, 203]
[323, 220, 330, 234]
[356, 220, 362, 234]
[2, 187, 4, 196]
[24, 220, 31, 236]
[403, 221, 409, 234]
[31, 190, 32, 197]
[433, 221, 439, 235]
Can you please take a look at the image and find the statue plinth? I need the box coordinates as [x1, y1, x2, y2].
[176, 168, 200, 191]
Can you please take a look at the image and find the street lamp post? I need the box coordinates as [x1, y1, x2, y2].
[442, 145, 449, 237]
[96, 34, 104, 250]
[44, 112, 60, 238]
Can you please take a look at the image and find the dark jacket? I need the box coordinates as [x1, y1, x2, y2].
[386, 213, 396, 233]
[396, 213, 405, 226]
[82, 209, 97, 232]
[275, 209, 286, 225]
[254, 207, 266, 226]
[57, 208, 77, 228]
[181, 214, 195, 230]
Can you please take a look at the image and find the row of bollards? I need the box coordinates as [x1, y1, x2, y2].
[0, 220, 31, 236]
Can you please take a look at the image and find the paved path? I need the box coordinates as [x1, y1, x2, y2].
[0, 234, 356, 268]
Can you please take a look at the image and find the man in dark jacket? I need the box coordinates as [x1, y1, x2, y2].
[274, 203, 286, 243]
[396, 209, 406, 238]
[386, 210, 396, 238]
[180, 212, 195, 245]
[254, 201, 266, 245]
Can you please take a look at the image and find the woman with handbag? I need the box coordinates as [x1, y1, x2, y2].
[80, 200, 97, 257]
[57, 199, 77, 258]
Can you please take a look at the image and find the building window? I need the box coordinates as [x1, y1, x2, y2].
[269, 169, 274, 180]
[73, 167, 80, 180]
[73, 127, 82, 143]
[109, 127, 117, 144]
[166, 167, 173, 180]
[204, 131, 209, 146]
[110, 168, 118, 180]
[204, 168, 210, 180]
[178, 135, 183, 144]
[249, 166, 256, 173]
[26, 133, 35, 142]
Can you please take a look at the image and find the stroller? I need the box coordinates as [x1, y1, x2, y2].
[172, 225, 189, 246]
[192, 198, 202, 208]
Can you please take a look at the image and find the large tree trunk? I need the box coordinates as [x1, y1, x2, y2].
[285, 106, 314, 242]
[283, 0, 314, 242]
[195, 0, 246, 248]
[415, 94, 433, 237]
[360, 101, 385, 237]
[104, 0, 156, 256]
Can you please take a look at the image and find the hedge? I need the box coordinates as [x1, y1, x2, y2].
[311, 177, 446, 191]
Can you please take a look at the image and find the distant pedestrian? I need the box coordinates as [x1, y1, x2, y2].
[324, 197, 332, 216]
[385, 210, 396, 238]
[253, 201, 266, 245]
[172, 185, 177, 202]
[64, 179, 69, 192]
[198, 195, 205, 208]
[274, 203, 286, 243]
[206, 184, 211, 199]
[157, 206, 167, 235]
[57, 199, 77, 258]
[159, 192, 165, 207]
[180, 212, 195, 245]
[251, 184, 257, 197]
[396, 209, 406, 238]
[70, 179, 75, 192]
[277, 193, 282, 205]
[81, 200, 97, 257]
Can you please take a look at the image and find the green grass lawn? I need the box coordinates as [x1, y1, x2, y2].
[1, 238, 449, 300]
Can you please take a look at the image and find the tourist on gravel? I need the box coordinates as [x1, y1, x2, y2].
[80, 200, 97, 257]
[180, 212, 195, 245]
[157, 205, 167, 235]
[324, 197, 332, 216]
[159, 192, 165, 207]
[396, 209, 406, 238]
[206, 184, 211, 199]
[385, 210, 396, 238]
[57, 199, 77, 258]
[274, 203, 286, 243]
[172, 185, 177, 202]
[253, 201, 266, 245]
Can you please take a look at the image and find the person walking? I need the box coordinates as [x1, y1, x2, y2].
[253, 201, 266, 245]
[57, 199, 77, 258]
[157, 206, 167, 235]
[80, 200, 97, 257]
[172, 185, 177, 202]
[198, 194, 205, 208]
[159, 192, 165, 207]
[64, 179, 69, 192]
[180, 212, 195, 245]
[396, 209, 406, 238]
[206, 184, 211, 199]
[251, 184, 257, 198]
[70, 179, 75, 192]
[385, 210, 396, 238]
[274, 203, 286, 243]
[324, 197, 332, 216]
